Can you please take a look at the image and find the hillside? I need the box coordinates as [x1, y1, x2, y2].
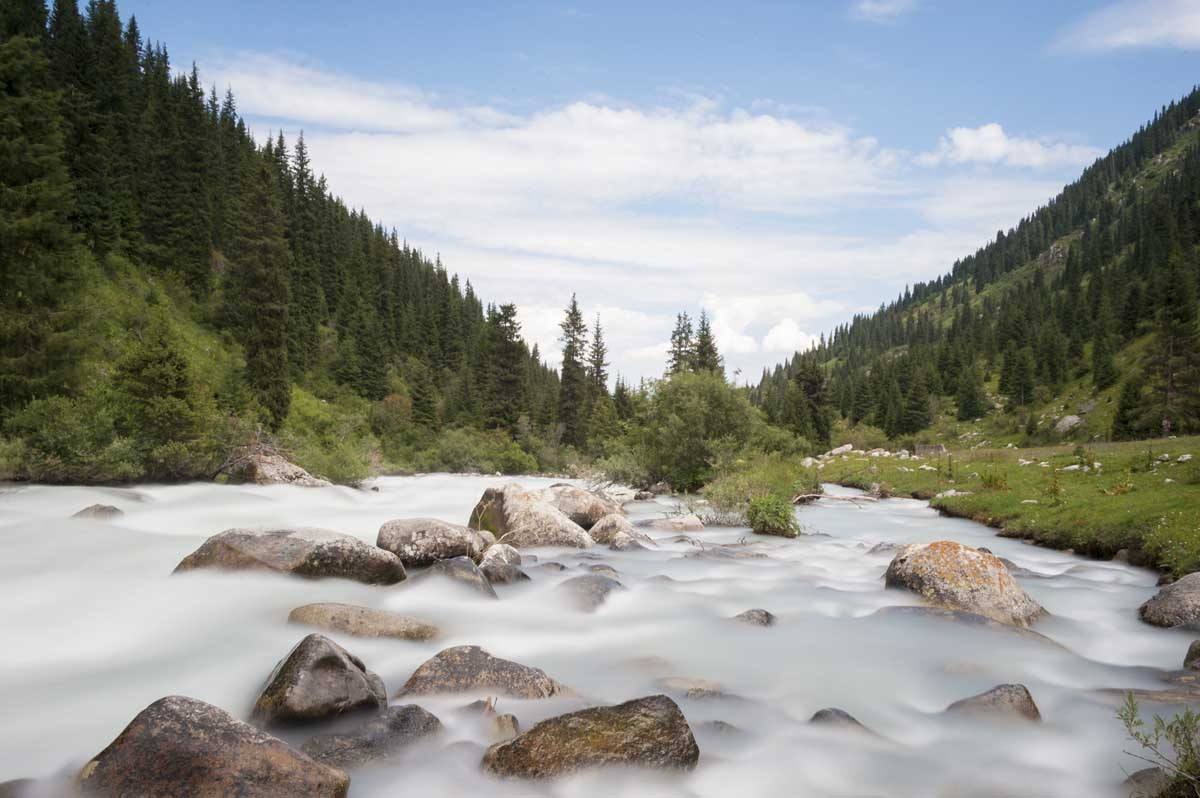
[752, 87, 1200, 451]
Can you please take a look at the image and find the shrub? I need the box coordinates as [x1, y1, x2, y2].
[746, 494, 801, 538]
[1118, 694, 1200, 795]
[279, 387, 377, 485]
[703, 452, 819, 525]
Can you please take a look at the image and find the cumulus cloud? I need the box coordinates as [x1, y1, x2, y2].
[850, 0, 917, 24]
[917, 123, 1103, 168]
[1053, 0, 1200, 52]
[762, 319, 820, 354]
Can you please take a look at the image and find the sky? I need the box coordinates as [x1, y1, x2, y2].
[118, 0, 1200, 384]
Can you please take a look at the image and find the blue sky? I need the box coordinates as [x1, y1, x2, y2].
[119, 0, 1200, 382]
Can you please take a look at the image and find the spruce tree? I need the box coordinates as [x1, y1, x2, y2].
[667, 312, 694, 374]
[955, 361, 987, 421]
[692, 310, 722, 375]
[1140, 259, 1200, 435]
[1091, 298, 1118, 391]
[586, 315, 609, 399]
[1112, 380, 1141, 441]
[900, 370, 931, 434]
[557, 295, 588, 448]
[485, 303, 525, 434]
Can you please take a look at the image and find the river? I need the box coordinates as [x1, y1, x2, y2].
[0, 475, 1191, 796]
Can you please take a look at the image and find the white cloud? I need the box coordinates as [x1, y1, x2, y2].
[762, 319, 820, 354]
[917, 123, 1103, 168]
[1053, 0, 1200, 52]
[850, 0, 917, 24]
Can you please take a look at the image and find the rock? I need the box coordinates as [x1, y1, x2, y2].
[398, 645, 565, 699]
[1054, 415, 1082, 434]
[539, 484, 622, 530]
[699, 719, 741, 735]
[646, 514, 705, 532]
[800, 457, 817, 468]
[589, 514, 653, 546]
[1140, 573, 1200, 628]
[1180, 454, 1194, 463]
[827, 444, 854, 456]
[1187, 641, 1200, 670]
[809, 707, 869, 732]
[468, 483, 594, 549]
[251, 634, 387, 728]
[288, 603, 437, 641]
[376, 518, 489, 567]
[481, 543, 522, 566]
[648, 481, 671, 495]
[558, 573, 625, 611]
[933, 489, 973, 499]
[655, 676, 726, 699]
[174, 527, 407, 585]
[423, 556, 498, 598]
[867, 541, 900, 554]
[869, 607, 1064, 648]
[480, 561, 531, 585]
[71, 504, 124, 520]
[231, 451, 331, 488]
[733, 608, 776, 627]
[300, 705, 442, 768]
[0, 780, 34, 798]
[1124, 767, 1172, 797]
[481, 694, 699, 778]
[491, 713, 520, 742]
[884, 541, 1046, 627]
[608, 531, 647, 551]
[944, 684, 1040, 721]
[77, 695, 349, 797]
[634, 490, 655, 501]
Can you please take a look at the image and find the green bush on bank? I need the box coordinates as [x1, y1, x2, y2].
[746, 494, 802, 537]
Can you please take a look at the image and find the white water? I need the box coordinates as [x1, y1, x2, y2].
[0, 476, 1193, 796]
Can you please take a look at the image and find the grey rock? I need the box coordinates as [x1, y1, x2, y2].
[944, 683, 1040, 721]
[424, 556, 498, 598]
[480, 561, 531, 585]
[288, 603, 437, 641]
[809, 707, 869, 732]
[71, 504, 123, 521]
[480, 543, 522, 566]
[733, 608, 776, 627]
[468, 483, 594, 549]
[1123, 767, 1172, 797]
[558, 573, 625, 611]
[539, 484, 622, 530]
[646, 514, 704, 532]
[376, 518, 489, 567]
[1140, 573, 1200, 628]
[1187, 640, 1200, 670]
[397, 645, 566, 699]
[301, 705, 442, 768]
[251, 634, 387, 728]
[589, 514, 653, 546]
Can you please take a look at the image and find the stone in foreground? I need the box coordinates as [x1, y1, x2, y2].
[809, 707, 870, 732]
[588, 513, 645, 545]
[288, 603, 437, 641]
[301, 705, 442, 768]
[174, 527, 407, 585]
[944, 683, 1041, 721]
[71, 504, 124, 520]
[481, 694, 699, 779]
[376, 518, 489, 567]
[1139, 573, 1200, 628]
[231, 451, 331, 488]
[558, 573, 625, 611]
[424, 556, 498, 598]
[538, 484, 622, 530]
[884, 540, 1045, 627]
[252, 634, 387, 728]
[1186, 640, 1200, 670]
[480, 561, 531, 585]
[481, 543, 522, 566]
[78, 695, 349, 797]
[469, 483, 595, 549]
[398, 645, 566, 699]
[733, 608, 776, 627]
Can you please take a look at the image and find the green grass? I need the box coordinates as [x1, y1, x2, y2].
[819, 436, 1200, 577]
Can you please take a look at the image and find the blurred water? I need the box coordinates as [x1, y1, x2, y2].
[0, 476, 1191, 796]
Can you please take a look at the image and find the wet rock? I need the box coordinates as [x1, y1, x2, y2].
[867, 541, 899, 555]
[174, 527, 406, 585]
[1124, 767, 1172, 797]
[608, 531, 648, 551]
[558, 573, 625, 611]
[646, 514, 705, 532]
[1139, 573, 1200, 628]
[423, 556, 498, 598]
[589, 514, 653, 546]
[733, 608, 776, 627]
[1187, 640, 1200, 670]
[481, 694, 699, 778]
[699, 719, 741, 735]
[251, 634, 387, 728]
[868, 606, 1064, 649]
[655, 676, 726, 699]
[398, 645, 566, 699]
[78, 695, 348, 797]
[230, 451, 331, 488]
[634, 490, 655, 501]
[468, 483, 594, 549]
[71, 504, 123, 521]
[0, 780, 34, 798]
[809, 707, 870, 732]
[288, 603, 438, 641]
[490, 713, 520, 742]
[685, 544, 767, 561]
[884, 540, 1046, 627]
[481, 543, 522, 567]
[301, 705, 442, 768]
[944, 683, 1040, 721]
[376, 518, 489, 567]
[539, 484, 622, 530]
[538, 561, 568, 572]
[587, 563, 619, 577]
[480, 561, 531, 585]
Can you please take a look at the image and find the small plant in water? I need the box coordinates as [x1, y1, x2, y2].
[1118, 693, 1200, 796]
[746, 494, 802, 538]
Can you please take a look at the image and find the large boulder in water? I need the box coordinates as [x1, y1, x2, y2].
[481, 543, 522, 567]
[376, 518, 490, 567]
[288, 603, 438, 641]
[480, 561, 531, 585]
[423, 556, 498, 598]
[884, 541, 1045, 627]
[398, 645, 566, 699]
[944, 683, 1041, 721]
[468, 483, 594, 549]
[1139, 573, 1200, 628]
[77, 695, 349, 797]
[174, 527, 407, 585]
[481, 694, 699, 778]
[251, 634, 387, 728]
[230, 451, 331, 488]
[589, 514, 653, 546]
[301, 705, 442, 768]
[646, 514, 704, 532]
[538, 484, 621, 530]
[558, 573, 625, 611]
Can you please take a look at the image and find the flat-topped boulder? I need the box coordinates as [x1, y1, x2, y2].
[398, 645, 565, 699]
[646, 514, 704, 532]
[481, 543, 522, 566]
[252, 634, 387, 728]
[538, 484, 622, 530]
[288, 603, 438, 641]
[481, 694, 699, 778]
[1139, 573, 1200, 628]
[945, 683, 1040, 721]
[174, 527, 407, 585]
[78, 695, 349, 797]
[377, 518, 489, 567]
[468, 483, 594, 549]
[884, 541, 1045, 627]
[301, 705, 442, 768]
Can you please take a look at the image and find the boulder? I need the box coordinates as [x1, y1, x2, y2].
[481, 694, 699, 778]
[301, 705, 442, 768]
[251, 634, 387, 728]
[1054, 415, 1083, 434]
[827, 443, 853, 456]
[423, 556, 498, 598]
[1139, 573, 1200, 628]
[231, 451, 331, 488]
[608, 531, 647, 551]
[376, 518, 489, 567]
[0, 780, 34, 798]
[539, 484, 622, 530]
[71, 504, 124, 521]
[491, 713, 521, 742]
[589, 514, 652, 546]
[944, 683, 1040, 721]
[558, 574, 625, 611]
[646, 514, 704, 532]
[1187, 640, 1200, 670]
[655, 676, 726, 700]
[884, 541, 1046, 627]
[481, 543, 522, 567]
[398, 646, 566, 699]
[480, 561, 531, 585]
[77, 695, 349, 797]
[733, 608, 776, 627]
[634, 490, 655, 501]
[809, 707, 870, 732]
[174, 527, 407, 585]
[468, 483, 595, 549]
[1123, 767, 1172, 798]
[288, 603, 437, 642]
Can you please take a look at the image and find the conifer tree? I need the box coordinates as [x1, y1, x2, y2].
[900, 370, 931, 434]
[955, 361, 987, 421]
[667, 312, 694, 374]
[1140, 259, 1200, 435]
[586, 315, 609, 399]
[557, 295, 588, 448]
[1112, 379, 1141, 441]
[485, 303, 525, 434]
[691, 310, 722, 375]
[1092, 298, 1118, 391]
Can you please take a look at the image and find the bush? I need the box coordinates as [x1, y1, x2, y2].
[279, 387, 377, 485]
[746, 494, 801, 538]
[703, 452, 820, 524]
[1118, 694, 1200, 796]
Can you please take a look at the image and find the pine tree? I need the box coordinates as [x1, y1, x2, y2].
[1112, 379, 1141, 441]
[1140, 258, 1200, 435]
[691, 310, 722, 375]
[667, 312, 694, 374]
[900, 370, 931, 434]
[485, 303, 525, 433]
[849, 378, 873, 426]
[1091, 298, 1118, 391]
[955, 361, 987, 420]
[586, 315, 609, 399]
[557, 294, 588, 448]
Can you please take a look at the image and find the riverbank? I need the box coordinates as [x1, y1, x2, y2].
[817, 436, 1200, 578]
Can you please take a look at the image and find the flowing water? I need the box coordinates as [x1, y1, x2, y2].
[0, 476, 1192, 796]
